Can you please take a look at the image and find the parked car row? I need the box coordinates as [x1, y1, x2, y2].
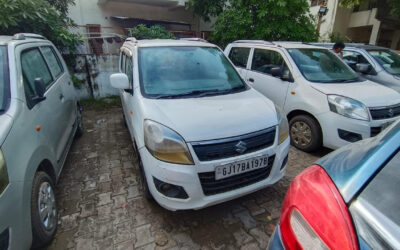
[1, 32, 399, 249]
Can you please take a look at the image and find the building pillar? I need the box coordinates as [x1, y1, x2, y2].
[391, 30, 400, 50]
[369, 21, 381, 45]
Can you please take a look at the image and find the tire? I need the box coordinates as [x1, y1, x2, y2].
[31, 172, 58, 249]
[75, 106, 83, 138]
[123, 113, 128, 128]
[134, 143, 153, 201]
[289, 115, 322, 152]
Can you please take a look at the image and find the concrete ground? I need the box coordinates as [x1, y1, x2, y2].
[48, 107, 331, 250]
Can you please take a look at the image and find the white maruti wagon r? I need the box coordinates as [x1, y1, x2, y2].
[225, 40, 400, 152]
[110, 38, 290, 211]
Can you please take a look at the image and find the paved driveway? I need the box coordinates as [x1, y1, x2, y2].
[48, 107, 330, 250]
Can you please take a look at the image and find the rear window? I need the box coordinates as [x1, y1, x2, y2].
[228, 47, 250, 68]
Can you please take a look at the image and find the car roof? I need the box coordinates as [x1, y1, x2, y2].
[0, 34, 49, 46]
[316, 120, 400, 203]
[122, 38, 218, 49]
[229, 40, 326, 50]
[309, 42, 389, 51]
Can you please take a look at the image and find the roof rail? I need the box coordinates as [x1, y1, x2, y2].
[125, 37, 137, 43]
[233, 40, 274, 45]
[180, 37, 208, 42]
[13, 33, 46, 40]
[273, 41, 304, 44]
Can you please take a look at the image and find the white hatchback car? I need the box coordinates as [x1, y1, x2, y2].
[110, 38, 290, 211]
[225, 40, 400, 152]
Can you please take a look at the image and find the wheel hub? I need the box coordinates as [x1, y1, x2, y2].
[291, 121, 312, 147]
[38, 182, 56, 230]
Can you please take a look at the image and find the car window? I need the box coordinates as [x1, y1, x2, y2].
[343, 51, 371, 71]
[228, 47, 250, 68]
[288, 48, 359, 83]
[21, 48, 53, 102]
[368, 49, 400, 75]
[41, 46, 63, 78]
[138, 46, 246, 98]
[125, 55, 133, 88]
[251, 49, 290, 78]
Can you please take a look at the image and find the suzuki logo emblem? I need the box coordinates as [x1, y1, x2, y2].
[235, 141, 248, 154]
[388, 108, 394, 117]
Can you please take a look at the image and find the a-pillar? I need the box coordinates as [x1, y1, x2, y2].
[369, 21, 381, 45]
[391, 30, 400, 50]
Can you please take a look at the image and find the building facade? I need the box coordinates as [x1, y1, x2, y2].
[311, 0, 400, 49]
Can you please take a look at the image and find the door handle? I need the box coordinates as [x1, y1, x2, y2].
[248, 78, 254, 83]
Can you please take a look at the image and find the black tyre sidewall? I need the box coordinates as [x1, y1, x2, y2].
[289, 115, 322, 152]
[31, 172, 57, 249]
[75, 106, 83, 137]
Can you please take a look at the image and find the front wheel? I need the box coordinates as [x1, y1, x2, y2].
[75, 106, 83, 137]
[289, 115, 322, 152]
[31, 172, 58, 249]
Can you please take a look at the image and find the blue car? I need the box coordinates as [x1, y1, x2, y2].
[268, 120, 400, 249]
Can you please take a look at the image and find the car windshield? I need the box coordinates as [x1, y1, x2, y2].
[368, 49, 400, 75]
[0, 46, 9, 113]
[138, 46, 246, 98]
[287, 48, 359, 83]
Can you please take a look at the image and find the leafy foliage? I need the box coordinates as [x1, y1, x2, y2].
[0, 0, 81, 53]
[188, 0, 318, 48]
[329, 31, 350, 43]
[129, 25, 176, 40]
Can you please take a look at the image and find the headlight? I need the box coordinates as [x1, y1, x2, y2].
[0, 149, 9, 194]
[327, 95, 369, 121]
[144, 120, 194, 165]
[276, 106, 289, 145]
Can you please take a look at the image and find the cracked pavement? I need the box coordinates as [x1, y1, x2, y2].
[48, 107, 330, 250]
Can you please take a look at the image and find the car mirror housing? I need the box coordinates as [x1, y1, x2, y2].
[355, 63, 371, 74]
[110, 73, 130, 90]
[34, 78, 46, 98]
[271, 67, 282, 77]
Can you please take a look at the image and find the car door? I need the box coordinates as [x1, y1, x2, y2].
[121, 51, 135, 139]
[246, 48, 291, 108]
[227, 47, 251, 80]
[20, 45, 67, 163]
[40, 46, 75, 163]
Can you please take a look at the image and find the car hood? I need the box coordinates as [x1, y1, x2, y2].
[0, 114, 13, 146]
[310, 80, 400, 107]
[142, 89, 278, 142]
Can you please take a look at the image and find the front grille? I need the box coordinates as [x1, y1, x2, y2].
[192, 127, 276, 161]
[371, 127, 382, 137]
[369, 104, 400, 120]
[198, 155, 275, 196]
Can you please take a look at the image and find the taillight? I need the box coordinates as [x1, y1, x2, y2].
[280, 165, 358, 250]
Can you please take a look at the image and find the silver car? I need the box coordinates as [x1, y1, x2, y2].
[0, 33, 82, 249]
[311, 43, 400, 93]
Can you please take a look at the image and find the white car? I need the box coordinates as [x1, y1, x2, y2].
[225, 40, 400, 152]
[110, 38, 290, 211]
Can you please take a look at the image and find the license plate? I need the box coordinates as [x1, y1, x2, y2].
[215, 155, 269, 180]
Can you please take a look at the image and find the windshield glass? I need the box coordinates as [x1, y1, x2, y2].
[0, 46, 9, 112]
[368, 49, 400, 75]
[288, 48, 359, 83]
[138, 46, 246, 98]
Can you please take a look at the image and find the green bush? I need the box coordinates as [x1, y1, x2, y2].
[129, 24, 176, 40]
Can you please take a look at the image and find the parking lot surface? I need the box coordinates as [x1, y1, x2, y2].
[48, 107, 330, 250]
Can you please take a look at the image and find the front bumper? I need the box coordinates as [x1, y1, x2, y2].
[139, 137, 290, 211]
[316, 112, 399, 149]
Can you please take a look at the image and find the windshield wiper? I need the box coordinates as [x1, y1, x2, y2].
[153, 89, 221, 99]
[320, 78, 359, 83]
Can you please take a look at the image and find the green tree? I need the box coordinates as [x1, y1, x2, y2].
[129, 24, 176, 39]
[188, 0, 318, 48]
[0, 0, 81, 53]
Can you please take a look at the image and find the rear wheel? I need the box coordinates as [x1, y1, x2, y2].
[31, 172, 57, 249]
[289, 115, 322, 152]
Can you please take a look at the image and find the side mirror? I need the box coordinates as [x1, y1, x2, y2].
[270, 67, 282, 77]
[34, 78, 46, 97]
[110, 73, 130, 90]
[355, 63, 371, 74]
